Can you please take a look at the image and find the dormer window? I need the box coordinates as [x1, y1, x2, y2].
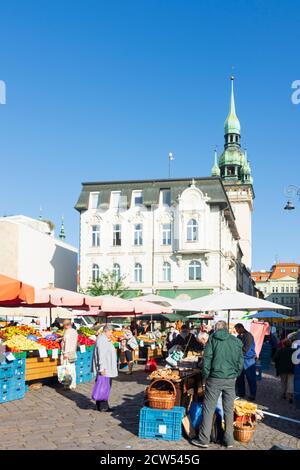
[90, 192, 101, 210]
[160, 189, 171, 206]
[133, 190, 143, 206]
[111, 191, 121, 209]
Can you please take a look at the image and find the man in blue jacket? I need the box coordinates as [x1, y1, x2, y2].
[235, 323, 257, 401]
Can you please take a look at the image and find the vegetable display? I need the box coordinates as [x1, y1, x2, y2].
[78, 326, 95, 337]
[37, 338, 61, 350]
[77, 334, 96, 346]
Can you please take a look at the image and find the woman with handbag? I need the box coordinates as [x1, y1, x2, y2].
[60, 319, 78, 390]
[91, 326, 118, 412]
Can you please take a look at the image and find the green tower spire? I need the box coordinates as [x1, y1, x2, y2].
[224, 76, 241, 138]
[211, 148, 220, 177]
[218, 77, 253, 184]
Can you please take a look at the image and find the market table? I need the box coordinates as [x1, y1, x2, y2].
[25, 356, 60, 381]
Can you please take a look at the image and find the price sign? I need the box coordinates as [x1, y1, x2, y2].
[52, 348, 59, 359]
[5, 352, 16, 362]
[39, 348, 48, 358]
[80, 345, 86, 353]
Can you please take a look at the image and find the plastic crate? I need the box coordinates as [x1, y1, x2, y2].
[0, 364, 14, 379]
[139, 406, 185, 441]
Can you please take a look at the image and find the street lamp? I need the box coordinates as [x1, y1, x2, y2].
[284, 200, 295, 211]
[284, 185, 300, 211]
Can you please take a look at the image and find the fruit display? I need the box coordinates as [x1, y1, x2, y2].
[137, 335, 155, 343]
[37, 338, 61, 350]
[4, 335, 44, 352]
[0, 325, 41, 340]
[77, 334, 95, 346]
[78, 326, 95, 337]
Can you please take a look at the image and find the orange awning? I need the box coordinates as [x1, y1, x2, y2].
[0, 274, 35, 304]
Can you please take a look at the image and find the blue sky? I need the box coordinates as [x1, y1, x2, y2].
[0, 0, 300, 270]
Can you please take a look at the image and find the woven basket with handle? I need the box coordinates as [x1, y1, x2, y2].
[233, 415, 256, 444]
[147, 379, 176, 410]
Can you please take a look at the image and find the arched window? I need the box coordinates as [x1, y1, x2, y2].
[92, 264, 100, 282]
[187, 219, 198, 242]
[189, 261, 201, 281]
[134, 263, 143, 283]
[113, 263, 121, 281]
[162, 262, 171, 282]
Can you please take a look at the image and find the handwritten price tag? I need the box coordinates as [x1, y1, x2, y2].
[52, 349, 58, 359]
[80, 345, 86, 353]
[5, 352, 16, 362]
[39, 348, 48, 358]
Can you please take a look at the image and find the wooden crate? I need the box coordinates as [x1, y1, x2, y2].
[25, 357, 60, 381]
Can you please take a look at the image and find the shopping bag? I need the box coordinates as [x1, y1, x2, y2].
[189, 401, 203, 431]
[144, 358, 157, 372]
[57, 361, 72, 386]
[91, 375, 110, 401]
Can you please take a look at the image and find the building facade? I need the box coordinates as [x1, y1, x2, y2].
[251, 263, 300, 316]
[76, 78, 255, 299]
[0, 215, 78, 291]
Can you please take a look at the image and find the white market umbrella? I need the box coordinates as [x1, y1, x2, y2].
[188, 290, 291, 326]
[134, 294, 204, 312]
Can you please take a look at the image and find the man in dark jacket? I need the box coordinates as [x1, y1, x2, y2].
[192, 321, 244, 449]
[235, 323, 257, 400]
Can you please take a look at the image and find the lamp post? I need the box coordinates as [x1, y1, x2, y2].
[284, 185, 300, 210]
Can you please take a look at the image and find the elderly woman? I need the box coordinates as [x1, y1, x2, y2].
[92, 326, 118, 412]
[198, 332, 209, 350]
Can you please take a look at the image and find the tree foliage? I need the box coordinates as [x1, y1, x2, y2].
[83, 270, 127, 297]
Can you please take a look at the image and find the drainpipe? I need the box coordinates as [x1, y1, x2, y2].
[151, 205, 155, 293]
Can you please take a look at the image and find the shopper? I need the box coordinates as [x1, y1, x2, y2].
[92, 326, 118, 412]
[235, 323, 257, 401]
[274, 338, 295, 403]
[120, 327, 138, 375]
[61, 319, 78, 390]
[191, 321, 243, 449]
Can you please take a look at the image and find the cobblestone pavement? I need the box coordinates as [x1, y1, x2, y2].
[0, 366, 300, 450]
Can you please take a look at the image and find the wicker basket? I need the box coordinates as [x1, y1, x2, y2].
[233, 416, 256, 444]
[147, 379, 176, 410]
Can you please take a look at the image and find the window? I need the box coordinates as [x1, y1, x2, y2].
[162, 223, 172, 245]
[92, 264, 100, 282]
[280, 268, 286, 273]
[286, 286, 289, 293]
[162, 262, 171, 282]
[161, 189, 171, 206]
[275, 287, 278, 293]
[90, 192, 100, 209]
[91, 225, 100, 247]
[187, 219, 198, 242]
[133, 190, 143, 206]
[134, 224, 143, 246]
[113, 263, 121, 281]
[227, 166, 235, 176]
[113, 224, 121, 246]
[111, 191, 121, 209]
[189, 260, 201, 281]
[272, 287, 275, 293]
[134, 263, 143, 283]
[291, 268, 297, 273]
[281, 297, 285, 305]
[281, 286, 285, 293]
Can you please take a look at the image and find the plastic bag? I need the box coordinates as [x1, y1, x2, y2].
[91, 375, 111, 401]
[189, 401, 203, 431]
[144, 358, 157, 372]
[57, 361, 72, 386]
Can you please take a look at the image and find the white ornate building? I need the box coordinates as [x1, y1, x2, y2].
[75, 78, 255, 299]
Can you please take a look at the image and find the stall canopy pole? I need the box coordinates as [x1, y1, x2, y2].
[49, 307, 52, 327]
[228, 309, 230, 329]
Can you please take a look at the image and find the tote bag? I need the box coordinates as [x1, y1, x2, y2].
[91, 375, 111, 401]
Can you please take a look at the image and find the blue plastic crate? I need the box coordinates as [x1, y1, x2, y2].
[139, 406, 185, 441]
[0, 364, 14, 379]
